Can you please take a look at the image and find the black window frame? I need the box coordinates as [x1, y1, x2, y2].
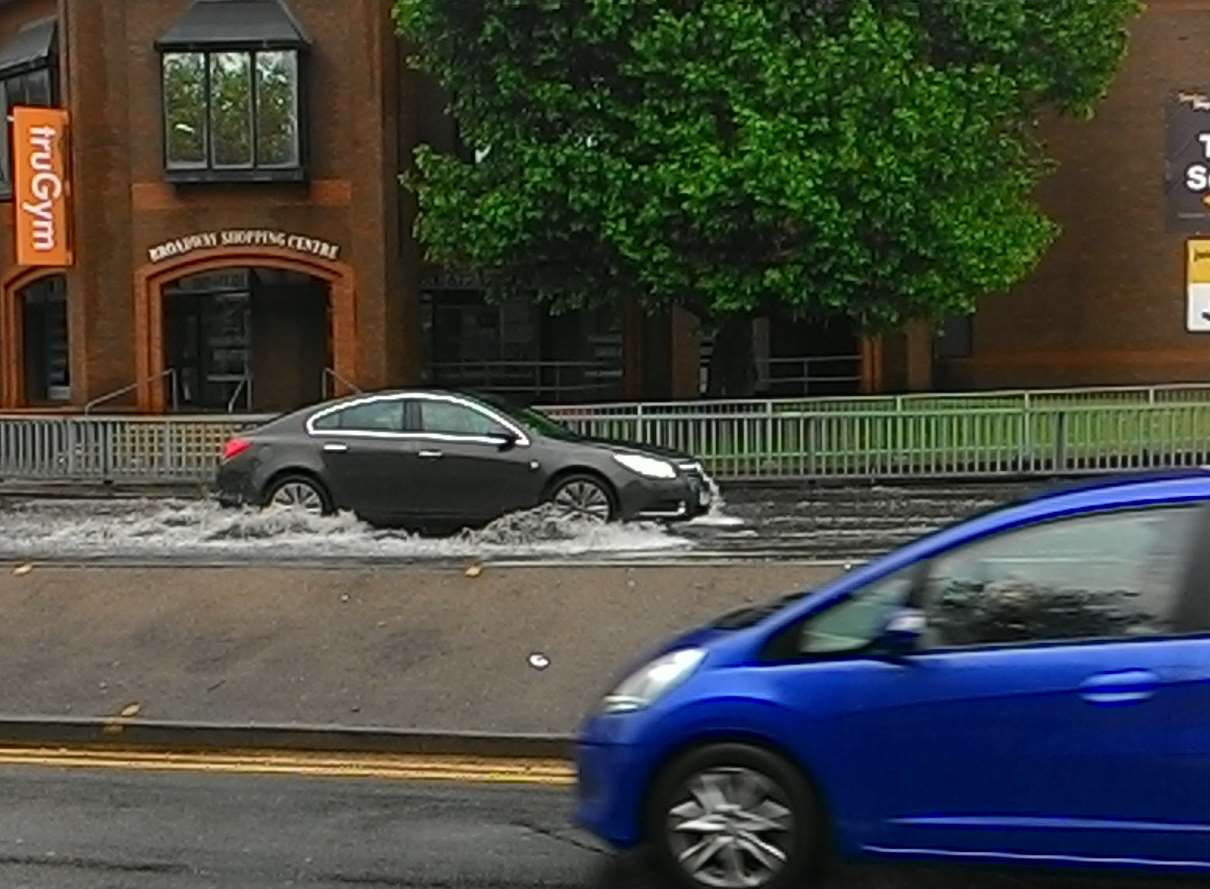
[157, 44, 309, 184]
[0, 23, 59, 201]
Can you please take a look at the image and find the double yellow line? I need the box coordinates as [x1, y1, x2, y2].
[0, 745, 576, 786]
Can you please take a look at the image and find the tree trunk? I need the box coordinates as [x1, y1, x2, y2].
[708, 315, 756, 397]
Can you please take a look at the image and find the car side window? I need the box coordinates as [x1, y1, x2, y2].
[920, 506, 1202, 648]
[420, 400, 507, 437]
[798, 568, 917, 655]
[312, 400, 403, 433]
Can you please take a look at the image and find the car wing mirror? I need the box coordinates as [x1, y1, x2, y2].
[492, 431, 520, 451]
[873, 607, 926, 659]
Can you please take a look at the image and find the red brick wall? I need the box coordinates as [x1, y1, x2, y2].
[944, 0, 1210, 389]
[0, 0, 416, 408]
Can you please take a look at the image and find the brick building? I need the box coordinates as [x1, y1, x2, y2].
[931, 0, 1210, 392]
[0, 0, 1201, 414]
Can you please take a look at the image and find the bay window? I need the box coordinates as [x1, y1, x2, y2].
[157, 0, 309, 182]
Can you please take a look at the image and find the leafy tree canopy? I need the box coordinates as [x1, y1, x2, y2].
[394, 0, 1140, 328]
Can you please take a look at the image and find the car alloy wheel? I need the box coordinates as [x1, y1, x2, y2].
[551, 477, 613, 523]
[666, 767, 793, 889]
[268, 479, 328, 516]
[649, 744, 817, 889]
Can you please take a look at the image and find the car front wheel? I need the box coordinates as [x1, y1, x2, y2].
[264, 475, 332, 516]
[548, 474, 615, 523]
[647, 744, 820, 889]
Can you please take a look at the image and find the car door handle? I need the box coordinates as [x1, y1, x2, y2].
[323, 443, 349, 453]
[418, 450, 444, 460]
[1079, 670, 1159, 705]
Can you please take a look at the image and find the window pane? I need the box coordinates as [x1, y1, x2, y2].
[0, 79, 10, 187]
[20, 68, 51, 106]
[20, 275, 69, 402]
[1, 67, 53, 190]
[209, 51, 252, 168]
[799, 568, 915, 655]
[334, 401, 404, 433]
[420, 401, 506, 436]
[922, 507, 1201, 647]
[255, 50, 299, 167]
[163, 52, 207, 169]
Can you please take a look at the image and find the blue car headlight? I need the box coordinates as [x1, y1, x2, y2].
[601, 648, 706, 714]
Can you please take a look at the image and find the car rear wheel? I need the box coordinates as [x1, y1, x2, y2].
[549, 474, 615, 523]
[647, 744, 819, 889]
[265, 475, 332, 516]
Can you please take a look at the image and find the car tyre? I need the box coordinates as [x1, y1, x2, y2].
[548, 474, 616, 523]
[264, 475, 333, 517]
[646, 743, 821, 889]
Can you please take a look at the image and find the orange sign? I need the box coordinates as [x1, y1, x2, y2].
[13, 106, 72, 267]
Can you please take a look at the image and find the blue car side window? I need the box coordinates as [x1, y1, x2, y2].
[920, 505, 1202, 649]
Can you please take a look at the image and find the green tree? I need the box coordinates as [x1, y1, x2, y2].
[394, 0, 1141, 394]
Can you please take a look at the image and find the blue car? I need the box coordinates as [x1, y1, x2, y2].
[576, 472, 1210, 889]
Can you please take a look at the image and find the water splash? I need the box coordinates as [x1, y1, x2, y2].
[0, 499, 691, 562]
[688, 469, 746, 528]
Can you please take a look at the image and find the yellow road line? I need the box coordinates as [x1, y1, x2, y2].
[0, 746, 576, 786]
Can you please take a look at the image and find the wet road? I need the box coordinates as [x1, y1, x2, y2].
[0, 482, 1030, 565]
[0, 763, 1196, 889]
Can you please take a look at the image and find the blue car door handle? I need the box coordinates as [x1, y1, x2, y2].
[1079, 670, 1159, 705]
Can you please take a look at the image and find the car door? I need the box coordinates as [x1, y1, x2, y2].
[408, 396, 545, 522]
[309, 397, 417, 519]
[773, 503, 1208, 865]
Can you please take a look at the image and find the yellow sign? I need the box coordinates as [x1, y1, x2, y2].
[1188, 240, 1210, 331]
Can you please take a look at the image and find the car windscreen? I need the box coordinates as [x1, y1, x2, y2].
[711, 590, 812, 630]
[473, 394, 582, 441]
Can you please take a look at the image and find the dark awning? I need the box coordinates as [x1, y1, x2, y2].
[0, 17, 56, 77]
[156, 0, 310, 51]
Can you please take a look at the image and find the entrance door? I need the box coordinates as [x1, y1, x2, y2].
[164, 271, 251, 412]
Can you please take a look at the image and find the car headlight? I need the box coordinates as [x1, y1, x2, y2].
[601, 648, 706, 713]
[613, 452, 677, 480]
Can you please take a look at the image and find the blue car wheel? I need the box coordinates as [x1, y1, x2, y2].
[645, 744, 821, 889]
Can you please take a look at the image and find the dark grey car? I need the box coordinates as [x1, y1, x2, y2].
[216, 389, 712, 526]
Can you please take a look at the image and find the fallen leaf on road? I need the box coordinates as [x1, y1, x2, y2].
[465, 564, 483, 578]
[12, 564, 33, 577]
[119, 703, 141, 718]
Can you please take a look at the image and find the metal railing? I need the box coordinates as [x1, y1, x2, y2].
[0, 414, 269, 482]
[321, 368, 363, 400]
[226, 376, 253, 414]
[4, 383, 1210, 483]
[84, 369, 179, 415]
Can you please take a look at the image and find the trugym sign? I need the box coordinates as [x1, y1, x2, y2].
[13, 106, 72, 267]
[147, 229, 341, 264]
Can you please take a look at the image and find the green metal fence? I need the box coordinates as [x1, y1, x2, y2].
[3, 384, 1210, 483]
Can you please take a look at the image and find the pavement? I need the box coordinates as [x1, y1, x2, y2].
[0, 562, 837, 739]
[0, 755, 1196, 889]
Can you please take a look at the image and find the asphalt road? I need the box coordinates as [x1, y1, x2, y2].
[0, 762, 1200, 889]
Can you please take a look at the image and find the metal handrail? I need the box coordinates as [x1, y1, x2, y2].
[84, 368, 179, 415]
[226, 376, 253, 414]
[321, 367, 362, 399]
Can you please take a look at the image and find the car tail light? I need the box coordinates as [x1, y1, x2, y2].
[222, 437, 252, 462]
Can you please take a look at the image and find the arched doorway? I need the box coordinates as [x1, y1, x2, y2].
[163, 267, 328, 412]
[134, 248, 356, 413]
[1, 269, 71, 408]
